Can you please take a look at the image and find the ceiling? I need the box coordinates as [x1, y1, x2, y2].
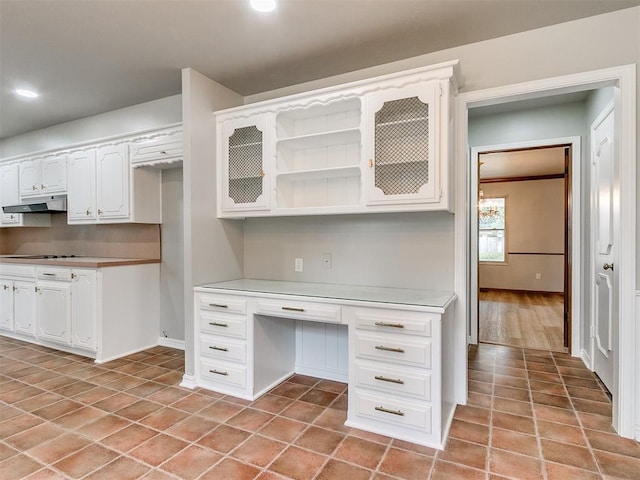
[479, 147, 566, 180]
[1, 0, 638, 140]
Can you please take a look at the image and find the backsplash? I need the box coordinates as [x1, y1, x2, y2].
[0, 213, 161, 258]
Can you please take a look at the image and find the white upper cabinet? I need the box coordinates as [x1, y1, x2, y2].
[218, 115, 271, 215]
[67, 149, 98, 222]
[96, 144, 130, 220]
[129, 127, 183, 169]
[19, 154, 67, 197]
[0, 163, 51, 228]
[215, 60, 459, 218]
[363, 81, 440, 206]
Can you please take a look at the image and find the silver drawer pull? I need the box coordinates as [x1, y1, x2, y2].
[209, 369, 229, 376]
[208, 321, 228, 328]
[375, 345, 405, 353]
[282, 306, 305, 312]
[42, 273, 57, 276]
[209, 303, 228, 308]
[374, 321, 405, 329]
[375, 406, 405, 416]
[374, 375, 405, 385]
[209, 345, 229, 352]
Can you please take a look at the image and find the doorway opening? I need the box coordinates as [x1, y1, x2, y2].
[476, 145, 571, 353]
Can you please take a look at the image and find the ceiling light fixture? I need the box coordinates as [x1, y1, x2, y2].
[15, 88, 39, 98]
[250, 0, 276, 12]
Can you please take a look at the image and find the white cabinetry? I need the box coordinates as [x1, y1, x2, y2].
[19, 154, 67, 197]
[0, 163, 50, 228]
[191, 280, 457, 449]
[67, 142, 161, 224]
[216, 60, 459, 218]
[130, 127, 183, 169]
[219, 115, 271, 213]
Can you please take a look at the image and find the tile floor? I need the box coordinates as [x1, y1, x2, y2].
[1, 337, 639, 480]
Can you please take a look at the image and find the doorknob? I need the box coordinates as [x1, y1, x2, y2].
[603, 263, 614, 271]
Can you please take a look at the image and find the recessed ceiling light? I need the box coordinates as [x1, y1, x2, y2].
[250, 0, 276, 12]
[15, 88, 39, 98]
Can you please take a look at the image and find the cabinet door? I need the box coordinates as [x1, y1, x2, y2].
[0, 280, 14, 332]
[364, 82, 439, 206]
[70, 269, 97, 351]
[96, 144, 130, 220]
[41, 155, 67, 194]
[35, 281, 71, 345]
[14, 281, 36, 336]
[220, 115, 271, 213]
[67, 150, 97, 222]
[19, 158, 42, 197]
[0, 163, 22, 225]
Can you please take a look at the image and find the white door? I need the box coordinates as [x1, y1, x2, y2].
[96, 144, 130, 220]
[36, 281, 71, 345]
[67, 149, 97, 222]
[14, 281, 36, 336]
[591, 101, 617, 393]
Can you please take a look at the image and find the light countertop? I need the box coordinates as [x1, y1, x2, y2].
[198, 278, 456, 310]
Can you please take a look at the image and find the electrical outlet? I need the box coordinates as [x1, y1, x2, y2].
[321, 253, 332, 269]
[535, 273, 541, 280]
[294, 257, 303, 272]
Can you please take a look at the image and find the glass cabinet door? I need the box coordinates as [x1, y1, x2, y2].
[221, 115, 271, 212]
[364, 82, 439, 206]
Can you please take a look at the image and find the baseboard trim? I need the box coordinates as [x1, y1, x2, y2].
[159, 337, 185, 350]
[580, 348, 592, 370]
[180, 374, 197, 389]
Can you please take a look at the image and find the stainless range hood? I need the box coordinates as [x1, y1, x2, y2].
[3, 195, 67, 214]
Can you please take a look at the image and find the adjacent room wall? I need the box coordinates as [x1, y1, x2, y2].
[479, 178, 564, 292]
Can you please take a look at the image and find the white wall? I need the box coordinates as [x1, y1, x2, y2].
[479, 179, 564, 292]
[244, 212, 454, 290]
[160, 167, 184, 341]
[0, 95, 182, 157]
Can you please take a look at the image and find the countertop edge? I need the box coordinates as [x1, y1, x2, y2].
[0, 258, 161, 268]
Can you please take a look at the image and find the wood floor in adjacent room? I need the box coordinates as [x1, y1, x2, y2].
[479, 289, 566, 353]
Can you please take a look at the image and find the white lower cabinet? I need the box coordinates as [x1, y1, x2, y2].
[35, 279, 71, 346]
[192, 280, 456, 449]
[0, 262, 159, 362]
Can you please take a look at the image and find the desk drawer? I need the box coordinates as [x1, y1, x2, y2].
[200, 311, 247, 339]
[197, 293, 247, 315]
[354, 331, 431, 368]
[351, 308, 432, 337]
[200, 359, 247, 389]
[355, 360, 431, 400]
[353, 390, 432, 433]
[255, 298, 341, 323]
[200, 336, 247, 364]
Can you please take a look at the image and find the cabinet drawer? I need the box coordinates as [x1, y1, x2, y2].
[197, 293, 247, 315]
[354, 331, 431, 368]
[0, 264, 36, 278]
[37, 267, 72, 281]
[352, 390, 432, 433]
[355, 360, 431, 400]
[200, 336, 247, 364]
[200, 359, 247, 389]
[200, 311, 247, 339]
[351, 308, 432, 337]
[130, 136, 182, 164]
[255, 298, 341, 323]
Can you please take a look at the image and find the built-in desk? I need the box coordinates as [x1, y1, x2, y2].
[191, 279, 457, 448]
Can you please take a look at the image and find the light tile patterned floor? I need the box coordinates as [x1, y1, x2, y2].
[1, 337, 639, 479]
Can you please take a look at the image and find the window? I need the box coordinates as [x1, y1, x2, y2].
[479, 197, 506, 262]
